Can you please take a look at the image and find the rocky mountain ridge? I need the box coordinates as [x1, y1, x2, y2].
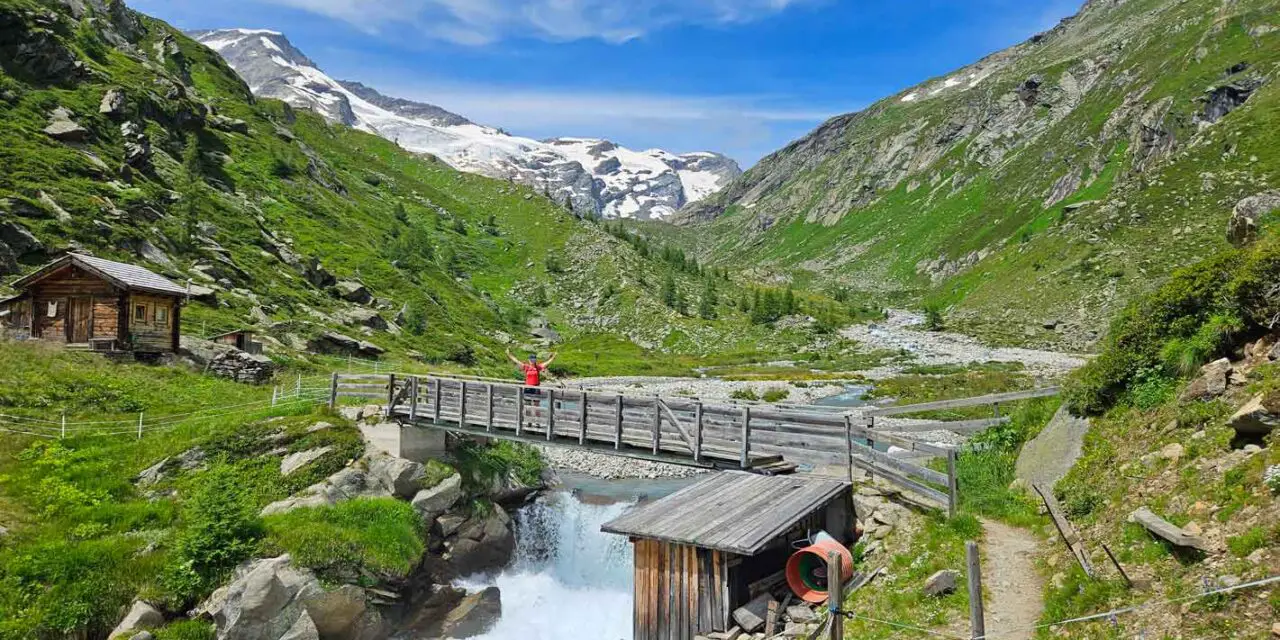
[677, 0, 1279, 348]
[190, 28, 742, 220]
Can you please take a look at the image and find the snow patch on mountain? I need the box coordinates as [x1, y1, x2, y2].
[190, 28, 742, 220]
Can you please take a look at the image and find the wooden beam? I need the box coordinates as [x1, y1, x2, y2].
[871, 417, 1008, 434]
[433, 377, 442, 422]
[1130, 507, 1209, 552]
[1033, 483, 1095, 577]
[459, 380, 468, 428]
[579, 390, 588, 445]
[615, 394, 624, 450]
[652, 398, 661, 455]
[865, 387, 1061, 417]
[486, 383, 494, 432]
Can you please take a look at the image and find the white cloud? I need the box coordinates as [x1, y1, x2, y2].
[259, 0, 813, 44]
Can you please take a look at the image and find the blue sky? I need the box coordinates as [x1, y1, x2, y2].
[133, 0, 1082, 167]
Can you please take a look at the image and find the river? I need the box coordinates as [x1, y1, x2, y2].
[460, 473, 697, 640]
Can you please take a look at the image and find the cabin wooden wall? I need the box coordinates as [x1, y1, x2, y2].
[127, 293, 179, 352]
[633, 540, 732, 640]
[26, 264, 118, 343]
[1, 299, 32, 336]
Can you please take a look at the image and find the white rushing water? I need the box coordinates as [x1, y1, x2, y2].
[461, 489, 640, 640]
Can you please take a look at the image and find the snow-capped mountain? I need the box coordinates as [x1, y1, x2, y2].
[190, 29, 742, 219]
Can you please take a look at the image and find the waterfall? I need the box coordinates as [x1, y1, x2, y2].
[461, 489, 639, 640]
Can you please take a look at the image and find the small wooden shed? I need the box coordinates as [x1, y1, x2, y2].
[602, 472, 852, 640]
[2, 253, 187, 353]
[209, 329, 263, 355]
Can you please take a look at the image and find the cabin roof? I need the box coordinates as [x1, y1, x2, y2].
[13, 254, 188, 297]
[601, 471, 849, 555]
[209, 329, 254, 340]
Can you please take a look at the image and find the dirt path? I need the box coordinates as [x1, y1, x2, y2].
[980, 519, 1044, 640]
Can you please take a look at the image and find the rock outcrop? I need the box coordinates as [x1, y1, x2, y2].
[109, 600, 164, 639]
[179, 336, 276, 384]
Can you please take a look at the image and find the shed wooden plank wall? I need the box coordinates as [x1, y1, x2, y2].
[26, 264, 119, 343]
[128, 293, 178, 352]
[634, 540, 731, 640]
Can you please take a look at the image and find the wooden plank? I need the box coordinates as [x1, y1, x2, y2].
[740, 407, 751, 468]
[433, 378, 442, 422]
[486, 384, 494, 432]
[459, 381, 468, 427]
[1130, 507, 1209, 552]
[409, 377, 419, 421]
[854, 446, 949, 485]
[946, 450, 958, 519]
[850, 457, 949, 507]
[547, 388, 556, 441]
[865, 387, 1060, 416]
[874, 417, 1008, 434]
[1032, 484, 1097, 576]
[516, 387, 524, 436]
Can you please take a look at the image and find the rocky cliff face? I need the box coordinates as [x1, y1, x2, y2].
[678, 0, 1279, 347]
[190, 29, 742, 220]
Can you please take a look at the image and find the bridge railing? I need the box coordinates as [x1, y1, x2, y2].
[328, 373, 1061, 518]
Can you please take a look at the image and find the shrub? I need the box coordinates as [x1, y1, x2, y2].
[154, 620, 217, 640]
[452, 440, 544, 490]
[1066, 234, 1280, 415]
[162, 465, 264, 606]
[730, 388, 759, 401]
[923, 302, 946, 331]
[761, 387, 790, 403]
[263, 499, 424, 580]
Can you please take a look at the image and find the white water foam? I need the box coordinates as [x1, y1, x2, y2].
[461, 491, 637, 640]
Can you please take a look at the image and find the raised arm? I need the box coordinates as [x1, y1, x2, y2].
[542, 351, 557, 367]
[505, 349, 523, 367]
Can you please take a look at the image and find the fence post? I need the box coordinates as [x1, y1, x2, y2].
[329, 372, 339, 409]
[865, 415, 876, 481]
[844, 414, 855, 487]
[967, 541, 985, 640]
[272, 385, 278, 407]
[546, 388, 556, 441]
[433, 378, 442, 423]
[385, 374, 397, 418]
[693, 401, 703, 463]
[947, 449, 959, 519]
[137, 412, 144, 439]
[409, 377, 419, 421]
[651, 397, 661, 455]
[578, 391, 588, 445]
[827, 551, 844, 640]
[992, 402, 1000, 419]
[739, 406, 751, 468]
[614, 394, 623, 450]
[61, 411, 66, 440]
[296, 374, 302, 398]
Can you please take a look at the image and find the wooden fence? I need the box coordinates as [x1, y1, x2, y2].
[329, 374, 1060, 517]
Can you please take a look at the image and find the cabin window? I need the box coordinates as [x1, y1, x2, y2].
[155, 306, 169, 326]
[134, 304, 148, 323]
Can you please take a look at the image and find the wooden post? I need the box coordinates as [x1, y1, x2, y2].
[60, 411, 66, 440]
[137, 412, 144, 439]
[296, 374, 302, 398]
[947, 449, 959, 519]
[739, 406, 751, 468]
[271, 385, 278, 407]
[516, 387, 525, 436]
[546, 388, 556, 441]
[844, 415, 855, 486]
[651, 397, 661, 455]
[765, 600, 779, 638]
[865, 415, 875, 481]
[328, 372, 339, 409]
[385, 374, 397, 418]
[966, 541, 985, 640]
[992, 402, 1001, 419]
[433, 377, 442, 422]
[486, 384, 494, 432]
[460, 381, 468, 427]
[1101, 543, 1133, 588]
[827, 551, 844, 640]
[693, 401, 703, 463]
[409, 377, 419, 421]
[578, 391, 588, 445]
[614, 394, 623, 450]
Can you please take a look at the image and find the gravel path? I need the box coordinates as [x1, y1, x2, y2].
[842, 309, 1087, 380]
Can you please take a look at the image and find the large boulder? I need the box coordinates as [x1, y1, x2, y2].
[200, 555, 322, 640]
[923, 570, 959, 597]
[439, 587, 502, 639]
[303, 585, 371, 639]
[99, 88, 126, 118]
[281, 447, 333, 477]
[334, 280, 373, 305]
[339, 307, 387, 331]
[444, 510, 516, 577]
[411, 474, 463, 522]
[1227, 190, 1280, 246]
[308, 331, 385, 358]
[1228, 394, 1280, 436]
[1179, 357, 1233, 401]
[109, 600, 164, 639]
[278, 611, 319, 640]
[365, 453, 425, 499]
[43, 107, 89, 142]
[260, 467, 387, 516]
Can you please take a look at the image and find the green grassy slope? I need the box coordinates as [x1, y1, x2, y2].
[679, 0, 1280, 349]
[0, 0, 859, 375]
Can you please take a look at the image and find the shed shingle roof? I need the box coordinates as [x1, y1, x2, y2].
[13, 254, 189, 297]
[600, 472, 848, 555]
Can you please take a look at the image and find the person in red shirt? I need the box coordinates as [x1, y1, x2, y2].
[507, 350, 557, 420]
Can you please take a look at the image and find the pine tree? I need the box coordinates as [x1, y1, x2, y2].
[675, 286, 688, 316]
[782, 287, 797, 316]
[660, 273, 677, 308]
[698, 280, 718, 319]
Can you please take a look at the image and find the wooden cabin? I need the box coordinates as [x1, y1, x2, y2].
[209, 329, 263, 355]
[1, 253, 187, 353]
[602, 472, 852, 640]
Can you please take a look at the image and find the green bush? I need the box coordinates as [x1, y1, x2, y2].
[162, 465, 264, 607]
[730, 388, 759, 401]
[452, 439, 544, 490]
[263, 498, 424, 580]
[1066, 233, 1280, 415]
[1226, 525, 1277, 558]
[154, 620, 217, 640]
[761, 387, 790, 403]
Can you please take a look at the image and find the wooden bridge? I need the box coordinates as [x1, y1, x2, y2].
[329, 373, 1059, 516]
